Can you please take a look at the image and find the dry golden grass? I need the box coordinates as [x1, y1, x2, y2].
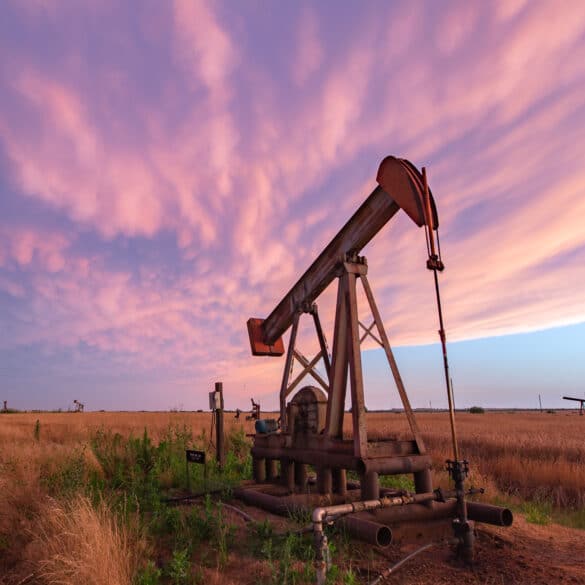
[0, 409, 583, 584]
[0, 411, 257, 446]
[2, 409, 582, 508]
[367, 410, 585, 507]
[34, 496, 145, 585]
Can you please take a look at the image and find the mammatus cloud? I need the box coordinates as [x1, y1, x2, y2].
[0, 1, 584, 408]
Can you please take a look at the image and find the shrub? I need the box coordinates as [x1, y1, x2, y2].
[469, 406, 485, 414]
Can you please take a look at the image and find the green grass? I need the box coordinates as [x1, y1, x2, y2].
[379, 473, 415, 491]
[83, 425, 251, 582]
[521, 501, 552, 525]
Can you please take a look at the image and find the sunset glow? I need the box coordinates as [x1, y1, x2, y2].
[1, 1, 584, 411]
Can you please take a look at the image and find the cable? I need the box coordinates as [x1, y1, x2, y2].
[422, 166, 459, 462]
[369, 542, 437, 584]
[432, 267, 459, 462]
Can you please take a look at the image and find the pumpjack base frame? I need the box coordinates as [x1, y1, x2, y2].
[234, 479, 464, 548]
[251, 431, 434, 503]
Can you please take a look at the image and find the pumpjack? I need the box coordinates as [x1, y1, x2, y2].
[238, 156, 512, 561]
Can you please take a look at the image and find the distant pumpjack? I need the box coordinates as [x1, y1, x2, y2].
[563, 396, 585, 416]
[246, 398, 261, 421]
[73, 399, 85, 413]
[234, 408, 242, 420]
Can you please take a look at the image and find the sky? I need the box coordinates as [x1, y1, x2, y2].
[0, 0, 584, 412]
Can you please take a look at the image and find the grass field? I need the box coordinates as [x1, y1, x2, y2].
[0, 409, 583, 584]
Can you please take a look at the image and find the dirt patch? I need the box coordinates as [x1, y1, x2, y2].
[217, 502, 585, 585]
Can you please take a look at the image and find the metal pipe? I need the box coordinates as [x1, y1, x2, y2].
[295, 462, 308, 489]
[251, 446, 360, 470]
[361, 471, 379, 500]
[311, 492, 438, 584]
[370, 499, 457, 524]
[266, 458, 278, 481]
[282, 458, 295, 492]
[215, 382, 225, 468]
[356, 455, 432, 475]
[317, 466, 332, 495]
[337, 516, 392, 548]
[252, 457, 266, 482]
[233, 488, 305, 517]
[466, 502, 513, 527]
[332, 468, 347, 496]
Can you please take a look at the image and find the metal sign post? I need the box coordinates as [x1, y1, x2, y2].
[185, 449, 207, 492]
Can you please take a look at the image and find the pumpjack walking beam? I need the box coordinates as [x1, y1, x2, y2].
[246, 156, 440, 485]
[248, 157, 438, 353]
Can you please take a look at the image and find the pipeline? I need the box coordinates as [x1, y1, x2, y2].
[466, 502, 513, 526]
[312, 493, 436, 585]
[234, 487, 394, 551]
[336, 516, 392, 548]
[235, 486, 512, 584]
[233, 487, 305, 516]
[369, 541, 439, 585]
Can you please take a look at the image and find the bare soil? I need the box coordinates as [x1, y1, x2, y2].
[208, 503, 585, 585]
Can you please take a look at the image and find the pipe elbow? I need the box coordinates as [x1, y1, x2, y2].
[312, 507, 327, 523]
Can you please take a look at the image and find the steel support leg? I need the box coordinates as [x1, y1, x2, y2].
[361, 471, 379, 500]
[282, 459, 295, 492]
[317, 466, 332, 495]
[332, 468, 347, 496]
[253, 457, 266, 483]
[295, 462, 308, 490]
[266, 459, 278, 481]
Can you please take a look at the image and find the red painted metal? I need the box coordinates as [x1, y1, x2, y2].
[247, 317, 285, 356]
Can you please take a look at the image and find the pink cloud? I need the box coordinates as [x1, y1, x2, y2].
[1, 0, 584, 407]
[0, 226, 69, 272]
[172, 0, 236, 99]
[292, 6, 324, 86]
[435, 2, 479, 55]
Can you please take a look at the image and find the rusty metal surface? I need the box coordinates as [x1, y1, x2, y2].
[324, 271, 350, 438]
[245, 156, 462, 518]
[251, 443, 432, 476]
[337, 515, 392, 547]
[260, 186, 397, 346]
[257, 157, 435, 347]
[370, 500, 458, 525]
[247, 318, 284, 356]
[346, 271, 368, 458]
[466, 502, 513, 526]
[360, 274, 426, 453]
[356, 455, 432, 476]
[376, 156, 438, 228]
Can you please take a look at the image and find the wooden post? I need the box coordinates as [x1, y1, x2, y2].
[215, 382, 225, 469]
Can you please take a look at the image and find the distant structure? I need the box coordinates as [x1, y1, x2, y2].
[3, 400, 7, 412]
[234, 408, 242, 419]
[246, 398, 260, 421]
[73, 399, 85, 413]
[563, 396, 584, 416]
